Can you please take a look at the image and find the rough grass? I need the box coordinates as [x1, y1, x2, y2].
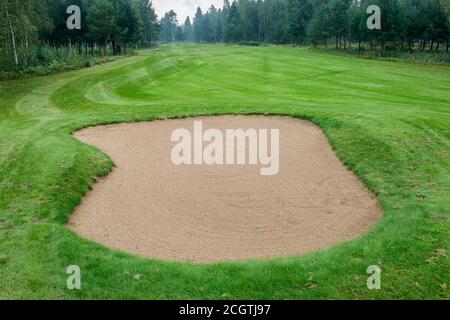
[0, 44, 448, 299]
[312, 47, 450, 66]
[0, 54, 132, 81]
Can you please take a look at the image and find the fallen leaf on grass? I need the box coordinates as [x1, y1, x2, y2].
[426, 248, 447, 264]
[426, 256, 438, 264]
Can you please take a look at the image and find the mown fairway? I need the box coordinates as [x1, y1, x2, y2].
[0, 44, 449, 299]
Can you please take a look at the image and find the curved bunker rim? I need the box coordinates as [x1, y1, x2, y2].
[68, 115, 383, 263]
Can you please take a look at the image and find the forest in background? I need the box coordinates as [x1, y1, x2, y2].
[160, 0, 450, 54]
[1, 0, 450, 79]
[0, 0, 158, 78]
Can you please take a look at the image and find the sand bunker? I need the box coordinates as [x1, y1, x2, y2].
[69, 116, 382, 262]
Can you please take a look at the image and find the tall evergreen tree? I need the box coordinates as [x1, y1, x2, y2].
[159, 10, 178, 42]
[87, 0, 121, 54]
[183, 16, 193, 42]
[307, 3, 332, 46]
[193, 7, 204, 42]
[137, 0, 158, 46]
[225, 1, 242, 42]
[327, 0, 350, 49]
[287, 0, 313, 44]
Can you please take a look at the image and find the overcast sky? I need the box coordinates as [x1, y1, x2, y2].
[153, 0, 224, 24]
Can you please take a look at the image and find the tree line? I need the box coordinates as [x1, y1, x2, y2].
[0, 0, 158, 69]
[159, 0, 450, 52]
[2, 0, 449, 73]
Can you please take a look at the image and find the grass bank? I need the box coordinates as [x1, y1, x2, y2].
[0, 44, 448, 299]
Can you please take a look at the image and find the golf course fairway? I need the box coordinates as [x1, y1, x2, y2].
[0, 44, 448, 299]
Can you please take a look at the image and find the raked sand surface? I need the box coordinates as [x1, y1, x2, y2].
[70, 116, 382, 262]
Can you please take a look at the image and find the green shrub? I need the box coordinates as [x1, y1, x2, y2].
[312, 47, 450, 66]
[0, 45, 136, 80]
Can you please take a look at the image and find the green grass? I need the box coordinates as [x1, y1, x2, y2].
[0, 44, 448, 299]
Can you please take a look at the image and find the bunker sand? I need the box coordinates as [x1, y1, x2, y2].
[70, 116, 382, 262]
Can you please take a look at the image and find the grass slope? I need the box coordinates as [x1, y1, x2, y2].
[0, 44, 448, 299]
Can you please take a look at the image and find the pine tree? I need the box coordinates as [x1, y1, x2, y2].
[183, 16, 193, 42]
[225, 1, 242, 42]
[159, 10, 177, 42]
[87, 0, 120, 55]
[287, 0, 313, 44]
[137, 0, 158, 46]
[193, 7, 204, 42]
[307, 3, 332, 47]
